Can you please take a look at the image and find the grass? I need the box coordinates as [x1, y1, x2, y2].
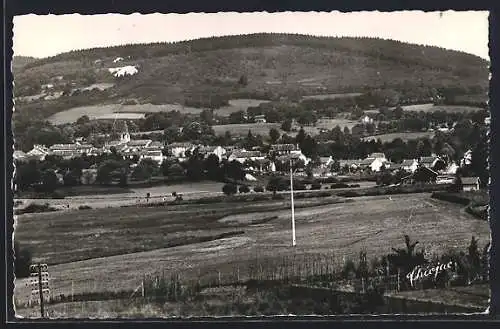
[213, 123, 282, 136]
[362, 131, 435, 142]
[401, 104, 485, 113]
[302, 93, 363, 100]
[14, 193, 489, 308]
[215, 99, 271, 116]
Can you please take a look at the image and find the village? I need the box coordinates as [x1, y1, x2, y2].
[13, 117, 481, 193]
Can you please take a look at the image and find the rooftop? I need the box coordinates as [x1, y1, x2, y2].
[462, 177, 480, 185]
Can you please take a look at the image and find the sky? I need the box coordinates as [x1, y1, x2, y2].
[12, 11, 489, 60]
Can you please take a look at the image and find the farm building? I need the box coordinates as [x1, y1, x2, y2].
[253, 114, 267, 123]
[319, 156, 334, 169]
[401, 159, 419, 173]
[358, 156, 388, 172]
[228, 150, 266, 164]
[49, 143, 95, 159]
[462, 177, 481, 191]
[419, 156, 446, 170]
[167, 142, 196, 160]
[436, 175, 455, 185]
[270, 144, 300, 156]
[26, 145, 51, 161]
[197, 145, 227, 161]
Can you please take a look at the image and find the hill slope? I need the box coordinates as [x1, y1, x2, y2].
[13, 34, 489, 121]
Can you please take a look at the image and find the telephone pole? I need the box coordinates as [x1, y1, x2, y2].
[290, 159, 296, 246]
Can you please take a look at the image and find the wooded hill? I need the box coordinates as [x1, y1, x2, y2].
[13, 33, 489, 120]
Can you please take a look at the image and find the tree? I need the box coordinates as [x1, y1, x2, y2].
[269, 128, 280, 144]
[185, 152, 204, 181]
[239, 185, 250, 193]
[281, 119, 292, 132]
[16, 160, 41, 190]
[387, 235, 428, 275]
[238, 74, 248, 86]
[266, 176, 288, 194]
[204, 154, 221, 180]
[41, 169, 58, 193]
[14, 241, 32, 278]
[222, 183, 237, 195]
[394, 106, 404, 120]
[131, 159, 159, 181]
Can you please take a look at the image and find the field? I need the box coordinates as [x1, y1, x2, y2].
[47, 99, 271, 125]
[314, 118, 359, 131]
[14, 192, 490, 308]
[215, 99, 271, 116]
[400, 104, 485, 113]
[213, 123, 282, 136]
[302, 93, 363, 100]
[362, 131, 435, 143]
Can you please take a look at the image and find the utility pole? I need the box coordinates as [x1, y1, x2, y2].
[290, 159, 296, 246]
[38, 263, 44, 318]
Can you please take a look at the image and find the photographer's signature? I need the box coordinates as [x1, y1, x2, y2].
[406, 261, 456, 287]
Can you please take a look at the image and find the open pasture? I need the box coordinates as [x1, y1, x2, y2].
[14, 193, 489, 306]
[302, 92, 363, 100]
[363, 131, 435, 143]
[315, 118, 359, 131]
[215, 99, 271, 116]
[400, 104, 484, 113]
[213, 123, 282, 136]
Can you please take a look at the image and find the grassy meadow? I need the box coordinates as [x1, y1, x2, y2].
[14, 192, 489, 309]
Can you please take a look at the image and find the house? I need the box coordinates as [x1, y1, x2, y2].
[460, 150, 473, 167]
[319, 156, 334, 169]
[444, 162, 459, 175]
[125, 139, 153, 151]
[167, 142, 196, 159]
[27, 145, 50, 161]
[401, 159, 419, 173]
[339, 159, 360, 172]
[49, 143, 95, 159]
[228, 150, 266, 164]
[276, 152, 310, 167]
[197, 145, 227, 161]
[361, 115, 374, 124]
[462, 177, 481, 191]
[419, 156, 446, 170]
[436, 175, 455, 185]
[358, 156, 388, 172]
[13, 150, 28, 162]
[141, 149, 164, 165]
[254, 114, 267, 123]
[401, 166, 439, 185]
[270, 144, 300, 156]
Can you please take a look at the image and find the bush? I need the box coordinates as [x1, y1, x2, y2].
[254, 185, 265, 193]
[78, 205, 92, 210]
[310, 182, 322, 190]
[222, 183, 238, 195]
[239, 185, 250, 193]
[331, 183, 349, 189]
[14, 203, 57, 215]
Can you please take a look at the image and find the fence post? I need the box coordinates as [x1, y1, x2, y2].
[397, 269, 401, 291]
[141, 278, 145, 298]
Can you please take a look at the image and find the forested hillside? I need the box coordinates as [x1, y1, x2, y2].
[13, 33, 488, 121]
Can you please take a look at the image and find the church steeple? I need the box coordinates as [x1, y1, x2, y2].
[120, 121, 130, 143]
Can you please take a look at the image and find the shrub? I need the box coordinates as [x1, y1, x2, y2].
[331, 183, 349, 189]
[222, 183, 238, 195]
[310, 182, 322, 190]
[15, 203, 57, 215]
[239, 185, 250, 193]
[254, 185, 265, 193]
[78, 205, 92, 210]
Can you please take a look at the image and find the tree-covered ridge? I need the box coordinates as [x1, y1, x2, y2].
[23, 33, 488, 74]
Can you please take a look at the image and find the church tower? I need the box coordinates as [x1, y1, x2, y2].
[120, 121, 131, 144]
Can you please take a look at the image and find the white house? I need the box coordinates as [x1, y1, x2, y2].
[254, 114, 267, 123]
[27, 145, 50, 161]
[361, 115, 374, 124]
[420, 156, 446, 170]
[359, 157, 387, 172]
[168, 142, 196, 159]
[197, 145, 227, 161]
[462, 177, 481, 191]
[319, 156, 334, 169]
[401, 159, 419, 173]
[141, 149, 164, 165]
[461, 150, 473, 167]
[228, 150, 266, 164]
[436, 175, 455, 185]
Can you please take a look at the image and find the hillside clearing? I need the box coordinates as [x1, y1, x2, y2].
[400, 104, 485, 113]
[362, 131, 435, 143]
